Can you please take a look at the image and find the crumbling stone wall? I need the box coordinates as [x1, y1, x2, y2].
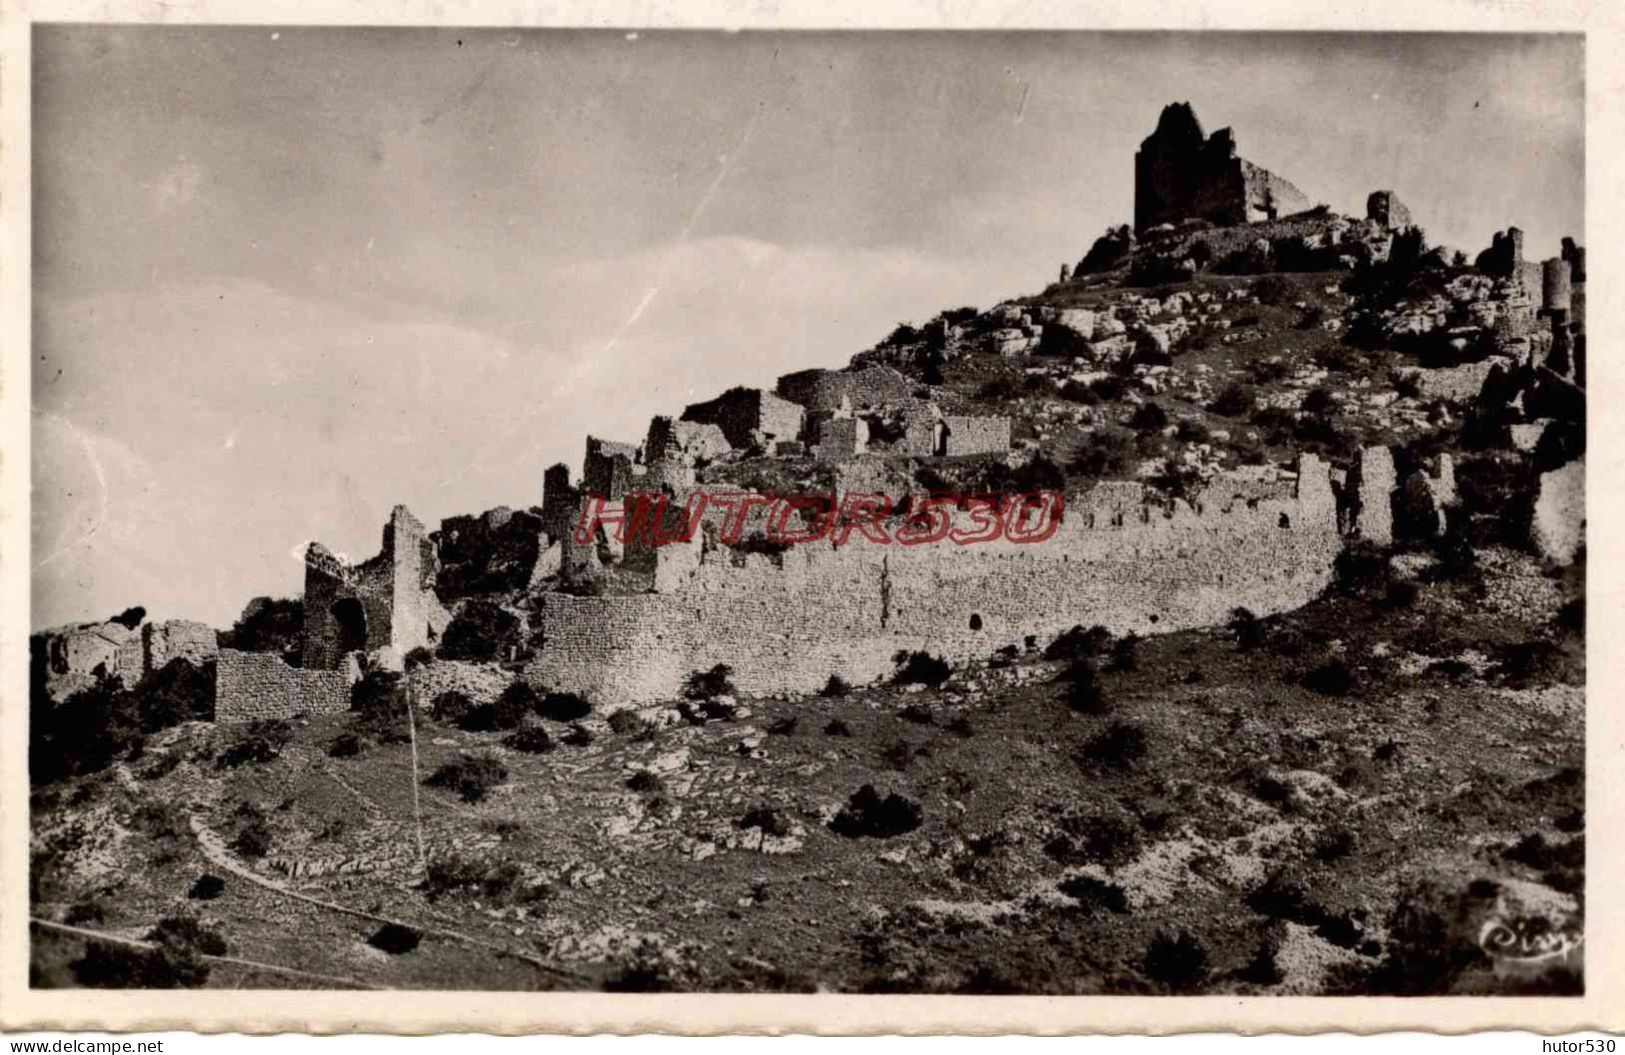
[1532, 457, 1584, 564]
[1477, 227, 1524, 276]
[302, 505, 448, 671]
[143, 620, 218, 674]
[215, 648, 354, 722]
[583, 437, 642, 500]
[1366, 190, 1412, 230]
[1346, 447, 1396, 545]
[526, 456, 1343, 703]
[47, 623, 135, 683]
[405, 658, 512, 709]
[681, 388, 806, 450]
[814, 417, 869, 463]
[775, 365, 917, 415]
[941, 415, 1011, 457]
[1134, 102, 1311, 234]
[541, 464, 579, 542]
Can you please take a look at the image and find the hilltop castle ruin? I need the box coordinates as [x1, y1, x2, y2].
[176, 101, 1578, 719]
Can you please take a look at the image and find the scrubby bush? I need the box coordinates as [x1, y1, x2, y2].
[1045, 624, 1112, 662]
[437, 602, 523, 663]
[503, 725, 555, 754]
[829, 785, 923, 839]
[766, 715, 799, 736]
[1314, 824, 1358, 862]
[625, 770, 664, 794]
[230, 814, 272, 859]
[217, 720, 295, 769]
[892, 651, 951, 688]
[421, 853, 537, 904]
[403, 646, 434, 670]
[1046, 811, 1140, 866]
[1110, 633, 1141, 672]
[1251, 275, 1293, 306]
[1129, 401, 1169, 433]
[1069, 427, 1136, 480]
[1057, 874, 1130, 914]
[821, 674, 852, 697]
[1209, 382, 1256, 418]
[1058, 660, 1108, 715]
[219, 597, 303, 665]
[368, 923, 421, 955]
[1078, 721, 1148, 771]
[738, 806, 793, 839]
[1144, 929, 1209, 991]
[430, 690, 474, 727]
[70, 916, 226, 989]
[350, 670, 409, 742]
[561, 722, 595, 747]
[188, 874, 226, 901]
[1332, 542, 1390, 599]
[425, 753, 508, 803]
[1228, 607, 1264, 651]
[606, 709, 646, 735]
[682, 664, 736, 701]
[898, 703, 935, 725]
[1303, 658, 1354, 697]
[327, 733, 362, 758]
[534, 690, 592, 723]
[824, 718, 853, 737]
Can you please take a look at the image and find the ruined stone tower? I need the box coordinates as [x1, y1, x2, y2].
[301, 504, 446, 670]
[1133, 102, 1311, 234]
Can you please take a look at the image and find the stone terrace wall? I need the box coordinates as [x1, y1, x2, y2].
[527, 457, 1342, 704]
[216, 648, 354, 722]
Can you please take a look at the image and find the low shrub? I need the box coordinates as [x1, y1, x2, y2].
[626, 770, 664, 794]
[1209, 382, 1256, 418]
[502, 725, 555, 754]
[1057, 874, 1130, 914]
[327, 733, 362, 758]
[766, 715, 799, 736]
[1077, 721, 1149, 771]
[1058, 660, 1108, 715]
[230, 814, 272, 859]
[738, 806, 793, 839]
[1129, 401, 1170, 433]
[821, 674, 852, 697]
[535, 691, 592, 723]
[425, 753, 508, 803]
[1144, 929, 1210, 991]
[1229, 607, 1265, 651]
[1110, 633, 1141, 672]
[1045, 624, 1112, 662]
[187, 875, 225, 901]
[823, 718, 853, 737]
[216, 720, 295, 769]
[1303, 658, 1355, 697]
[430, 691, 474, 727]
[891, 651, 951, 688]
[350, 670, 410, 743]
[829, 785, 923, 839]
[561, 722, 594, 747]
[368, 923, 421, 955]
[898, 703, 936, 725]
[683, 664, 736, 701]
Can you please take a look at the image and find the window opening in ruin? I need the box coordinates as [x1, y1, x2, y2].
[332, 597, 367, 655]
[1279, 513, 1291, 529]
[969, 613, 983, 631]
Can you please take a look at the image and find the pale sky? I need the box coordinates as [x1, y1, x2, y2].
[31, 28, 1584, 629]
